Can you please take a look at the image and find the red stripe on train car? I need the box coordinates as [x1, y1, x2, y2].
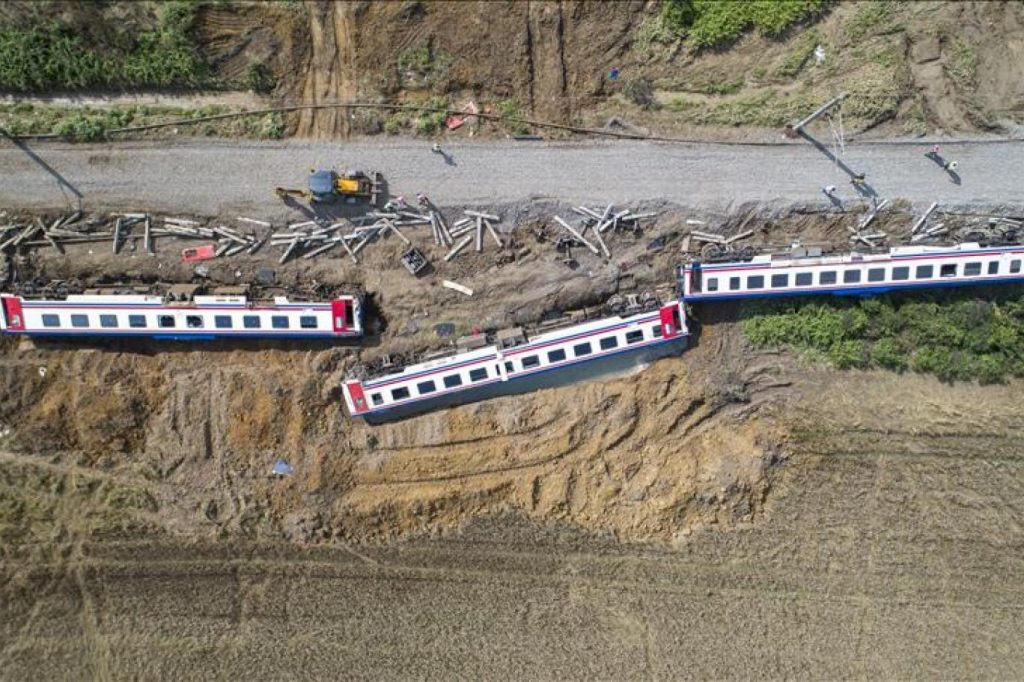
[345, 381, 369, 414]
[659, 304, 681, 338]
[1, 295, 25, 331]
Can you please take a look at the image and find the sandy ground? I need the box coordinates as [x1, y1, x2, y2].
[3, 137, 1024, 218]
[2, 348, 1023, 679]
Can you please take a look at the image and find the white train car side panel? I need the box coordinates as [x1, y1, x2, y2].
[1, 294, 362, 339]
[682, 244, 1024, 301]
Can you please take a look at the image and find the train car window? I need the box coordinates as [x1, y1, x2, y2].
[100, 314, 118, 328]
[71, 314, 89, 328]
[129, 315, 146, 328]
[770, 274, 788, 288]
[521, 356, 540, 369]
[391, 387, 410, 400]
[469, 367, 489, 381]
[892, 267, 910, 281]
[988, 261, 1000, 275]
[371, 393, 383, 406]
[244, 316, 261, 329]
[964, 262, 982, 276]
[916, 265, 934, 279]
[416, 380, 437, 394]
[707, 278, 719, 292]
[868, 268, 886, 282]
[272, 316, 289, 329]
[796, 273, 813, 286]
[548, 349, 567, 363]
[1012, 260, 1022, 274]
[843, 270, 861, 284]
[443, 374, 463, 388]
[625, 330, 644, 344]
[215, 316, 233, 329]
[186, 315, 203, 328]
[819, 271, 837, 285]
[300, 316, 318, 329]
[42, 314, 60, 327]
[652, 325, 663, 338]
[573, 342, 592, 356]
[600, 336, 619, 350]
[747, 276, 764, 289]
[940, 264, 957, 278]
[504, 361, 514, 373]
[158, 315, 175, 328]
[729, 277, 741, 291]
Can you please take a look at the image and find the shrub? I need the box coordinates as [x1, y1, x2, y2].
[54, 112, 107, 141]
[245, 62, 276, 93]
[496, 98, 530, 135]
[741, 287, 1024, 383]
[661, 0, 828, 50]
[622, 77, 658, 108]
[0, 2, 209, 92]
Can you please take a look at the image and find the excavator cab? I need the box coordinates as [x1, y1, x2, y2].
[276, 168, 383, 206]
[307, 169, 338, 203]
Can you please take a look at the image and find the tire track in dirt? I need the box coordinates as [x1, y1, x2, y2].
[296, 2, 357, 138]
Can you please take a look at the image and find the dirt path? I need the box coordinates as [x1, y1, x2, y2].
[2, 137, 1022, 217]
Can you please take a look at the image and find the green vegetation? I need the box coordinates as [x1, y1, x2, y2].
[0, 2, 209, 92]
[497, 98, 530, 135]
[622, 77, 658, 108]
[742, 289, 1024, 383]
[396, 42, 452, 90]
[0, 103, 293, 142]
[948, 38, 978, 92]
[245, 62, 276, 94]
[775, 30, 821, 78]
[843, 0, 898, 42]
[410, 96, 449, 135]
[661, 0, 828, 49]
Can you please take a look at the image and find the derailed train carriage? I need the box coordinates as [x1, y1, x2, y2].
[4, 241, 1024, 422]
[0, 283, 362, 340]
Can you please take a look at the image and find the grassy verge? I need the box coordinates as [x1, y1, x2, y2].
[741, 287, 1024, 383]
[0, 2, 210, 93]
[662, 0, 828, 49]
[0, 103, 285, 141]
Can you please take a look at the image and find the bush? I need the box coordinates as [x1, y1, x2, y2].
[54, 112, 107, 141]
[245, 62, 276, 93]
[661, 0, 827, 50]
[0, 3, 209, 92]
[741, 287, 1024, 383]
[622, 77, 658, 108]
[496, 98, 530, 135]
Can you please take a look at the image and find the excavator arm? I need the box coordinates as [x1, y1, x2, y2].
[275, 187, 312, 200]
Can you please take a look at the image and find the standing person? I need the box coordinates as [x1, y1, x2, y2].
[943, 160, 959, 172]
[851, 173, 867, 188]
[928, 144, 940, 157]
[823, 185, 838, 198]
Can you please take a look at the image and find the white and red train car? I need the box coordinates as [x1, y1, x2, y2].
[680, 242, 1024, 301]
[0, 288, 362, 340]
[342, 300, 687, 421]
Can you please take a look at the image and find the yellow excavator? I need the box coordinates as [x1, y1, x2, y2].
[276, 168, 383, 206]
